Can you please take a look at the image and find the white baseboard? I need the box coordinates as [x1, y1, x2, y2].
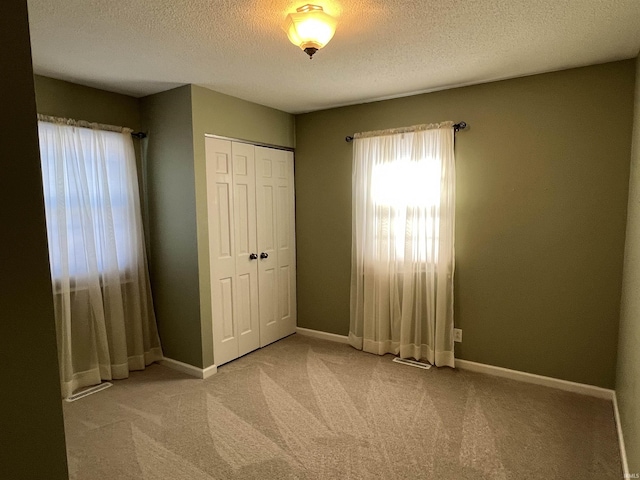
[455, 359, 614, 400]
[159, 357, 217, 379]
[613, 393, 630, 477]
[296, 327, 350, 344]
[295, 329, 615, 400]
[202, 363, 218, 379]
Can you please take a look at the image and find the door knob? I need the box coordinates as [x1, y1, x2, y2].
[249, 253, 258, 260]
[260, 252, 269, 259]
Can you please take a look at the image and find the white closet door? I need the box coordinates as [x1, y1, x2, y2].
[256, 147, 296, 346]
[278, 151, 297, 338]
[206, 138, 238, 366]
[231, 142, 260, 357]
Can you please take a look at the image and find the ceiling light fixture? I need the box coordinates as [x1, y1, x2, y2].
[283, 4, 337, 59]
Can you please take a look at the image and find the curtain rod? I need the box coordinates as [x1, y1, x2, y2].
[345, 121, 467, 143]
[37, 114, 147, 139]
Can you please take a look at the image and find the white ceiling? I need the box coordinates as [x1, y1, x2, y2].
[27, 0, 640, 114]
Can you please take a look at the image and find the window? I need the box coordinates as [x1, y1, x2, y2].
[350, 124, 456, 366]
[371, 157, 442, 262]
[38, 121, 139, 283]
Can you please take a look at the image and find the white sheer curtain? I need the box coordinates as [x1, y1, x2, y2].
[349, 122, 456, 367]
[38, 120, 163, 398]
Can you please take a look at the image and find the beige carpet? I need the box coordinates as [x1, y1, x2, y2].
[63, 334, 622, 479]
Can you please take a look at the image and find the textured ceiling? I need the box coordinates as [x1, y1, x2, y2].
[27, 0, 640, 114]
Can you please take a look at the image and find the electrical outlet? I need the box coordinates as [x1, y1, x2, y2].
[454, 328, 462, 343]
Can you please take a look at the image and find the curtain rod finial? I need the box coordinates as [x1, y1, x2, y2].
[453, 122, 467, 132]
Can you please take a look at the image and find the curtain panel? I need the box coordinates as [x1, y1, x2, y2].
[38, 121, 163, 398]
[349, 122, 456, 367]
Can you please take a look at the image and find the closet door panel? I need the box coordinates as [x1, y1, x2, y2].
[256, 147, 281, 347]
[206, 138, 239, 366]
[236, 273, 252, 333]
[261, 267, 277, 326]
[276, 151, 297, 338]
[279, 265, 291, 320]
[219, 278, 234, 340]
[232, 142, 260, 357]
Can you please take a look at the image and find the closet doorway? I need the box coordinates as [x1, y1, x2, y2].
[205, 136, 297, 366]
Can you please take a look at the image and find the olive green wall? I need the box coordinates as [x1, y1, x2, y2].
[0, 1, 68, 478]
[190, 85, 295, 366]
[617, 54, 640, 474]
[191, 85, 295, 148]
[34, 74, 141, 130]
[102, 83, 295, 370]
[295, 60, 635, 389]
[140, 86, 203, 368]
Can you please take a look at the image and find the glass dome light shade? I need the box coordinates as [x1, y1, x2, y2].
[283, 4, 337, 51]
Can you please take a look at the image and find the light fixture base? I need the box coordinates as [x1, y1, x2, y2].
[303, 47, 319, 59]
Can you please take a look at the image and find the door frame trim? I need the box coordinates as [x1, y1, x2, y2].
[204, 134, 295, 152]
